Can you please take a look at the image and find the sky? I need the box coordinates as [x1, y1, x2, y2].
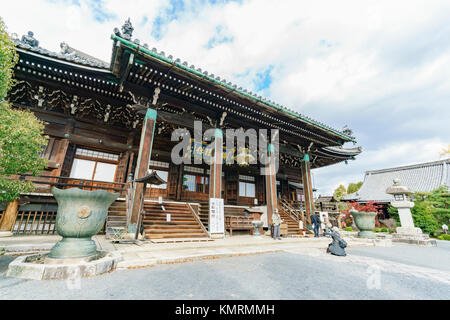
[2, 0, 450, 195]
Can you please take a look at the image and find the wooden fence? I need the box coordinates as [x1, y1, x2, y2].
[12, 210, 58, 235]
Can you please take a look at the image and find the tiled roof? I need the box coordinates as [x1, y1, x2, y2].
[345, 158, 450, 203]
[13, 36, 109, 69]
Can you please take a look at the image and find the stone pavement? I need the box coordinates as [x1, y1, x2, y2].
[0, 234, 382, 270]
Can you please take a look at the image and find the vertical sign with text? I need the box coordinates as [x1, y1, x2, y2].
[209, 198, 224, 235]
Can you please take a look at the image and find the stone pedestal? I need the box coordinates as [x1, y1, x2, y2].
[392, 226, 437, 246]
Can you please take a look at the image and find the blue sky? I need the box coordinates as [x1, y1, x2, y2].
[2, 0, 450, 195]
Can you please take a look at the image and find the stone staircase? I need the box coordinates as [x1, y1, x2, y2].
[105, 200, 127, 238]
[142, 202, 209, 239]
[198, 201, 210, 229]
[278, 199, 316, 237]
[278, 207, 302, 237]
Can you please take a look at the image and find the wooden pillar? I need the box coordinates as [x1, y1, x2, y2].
[265, 144, 278, 226]
[209, 129, 223, 199]
[176, 163, 184, 201]
[128, 108, 157, 234]
[0, 200, 19, 232]
[52, 120, 74, 177]
[301, 154, 314, 224]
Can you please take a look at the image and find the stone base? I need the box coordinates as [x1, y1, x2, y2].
[44, 253, 100, 265]
[392, 231, 437, 247]
[396, 226, 423, 235]
[6, 251, 122, 281]
[0, 231, 13, 238]
[210, 233, 225, 239]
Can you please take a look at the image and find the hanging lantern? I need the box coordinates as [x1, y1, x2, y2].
[236, 147, 255, 167]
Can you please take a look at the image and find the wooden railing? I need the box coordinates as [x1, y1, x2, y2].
[279, 198, 310, 227]
[316, 201, 339, 212]
[188, 203, 210, 237]
[225, 216, 254, 236]
[9, 174, 126, 194]
[279, 199, 302, 221]
[285, 199, 338, 213]
[12, 210, 58, 235]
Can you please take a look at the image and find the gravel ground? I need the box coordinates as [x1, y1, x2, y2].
[0, 242, 449, 300]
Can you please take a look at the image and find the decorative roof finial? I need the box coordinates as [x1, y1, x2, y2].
[342, 125, 353, 136]
[121, 18, 134, 40]
[21, 31, 39, 47]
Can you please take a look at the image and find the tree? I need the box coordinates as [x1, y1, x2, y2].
[0, 17, 47, 204]
[347, 181, 363, 194]
[333, 184, 347, 201]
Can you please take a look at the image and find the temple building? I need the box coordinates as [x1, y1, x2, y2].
[345, 159, 450, 204]
[344, 158, 450, 220]
[1, 20, 361, 240]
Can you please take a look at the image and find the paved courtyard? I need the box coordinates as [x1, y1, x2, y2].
[0, 241, 449, 300]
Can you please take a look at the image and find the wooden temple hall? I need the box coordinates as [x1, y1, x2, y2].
[2, 20, 361, 240]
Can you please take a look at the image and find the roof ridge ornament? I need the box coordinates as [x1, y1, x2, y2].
[114, 18, 134, 41]
[342, 125, 353, 136]
[21, 31, 39, 48]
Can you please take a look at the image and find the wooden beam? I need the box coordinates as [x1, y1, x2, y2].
[0, 200, 19, 232]
[128, 108, 157, 234]
[301, 154, 314, 225]
[265, 144, 278, 228]
[209, 129, 223, 199]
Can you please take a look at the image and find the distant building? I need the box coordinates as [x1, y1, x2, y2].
[345, 159, 450, 204]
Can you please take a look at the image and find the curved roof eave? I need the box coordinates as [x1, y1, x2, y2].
[111, 34, 357, 144]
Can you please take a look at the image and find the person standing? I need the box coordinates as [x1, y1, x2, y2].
[272, 209, 282, 240]
[311, 213, 321, 237]
[443, 224, 448, 234]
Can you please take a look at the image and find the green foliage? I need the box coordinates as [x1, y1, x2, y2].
[337, 201, 348, 212]
[417, 186, 450, 223]
[438, 234, 450, 241]
[347, 181, 363, 194]
[381, 227, 388, 233]
[345, 227, 353, 231]
[333, 184, 347, 201]
[410, 201, 440, 234]
[0, 17, 18, 101]
[0, 18, 48, 203]
[387, 204, 399, 223]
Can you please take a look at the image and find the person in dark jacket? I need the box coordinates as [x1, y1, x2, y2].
[324, 227, 347, 256]
[310, 213, 321, 237]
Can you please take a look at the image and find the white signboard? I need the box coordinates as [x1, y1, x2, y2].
[209, 198, 225, 234]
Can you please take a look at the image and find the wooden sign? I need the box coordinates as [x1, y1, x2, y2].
[209, 198, 224, 234]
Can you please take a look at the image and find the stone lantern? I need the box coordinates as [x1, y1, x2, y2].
[386, 179, 436, 246]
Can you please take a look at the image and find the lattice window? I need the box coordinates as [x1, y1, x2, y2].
[239, 175, 255, 182]
[184, 166, 204, 174]
[76, 148, 119, 161]
[150, 160, 170, 168]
